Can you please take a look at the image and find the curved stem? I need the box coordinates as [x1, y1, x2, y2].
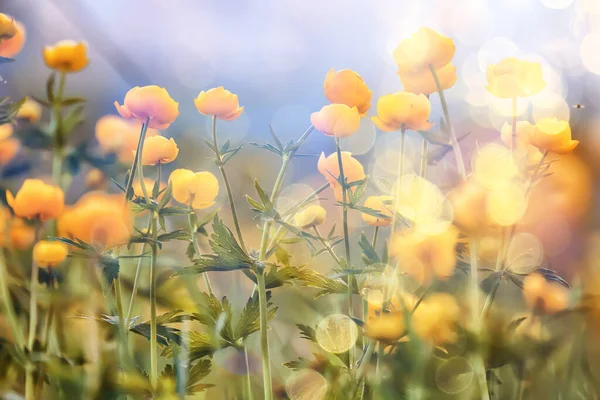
[429, 64, 466, 180]
[125, 216, 152, 325]
[122, 117, 150, 215]
[212, 115, 246, 251]
[149, 211, 159, 388]
[188, 198, 213, 294]
[335, 138, 353, 314]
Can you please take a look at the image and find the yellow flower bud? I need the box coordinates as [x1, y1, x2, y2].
[486, 57, 546, 99]
[317, 152, 365, 202]
[393, 27, 455, 74]
[0, 13, 16, 40]
[311, 104, 360, 138]
[6, 179, 64, 221]
[16, 99, 42, 123]
[362, 196, 393, 227]
[169, 169, 219, 209]
[371, 91, 433, 132]
[194, 87, 244, 121]
[43, 40, 89, 73]
[115, 86, 179, 129]
[33, 240, 69, 268]
[324, 69, 372, 115]
[529, 118, 578, 154]
[399, 62, 457, 95]
[294, 205, 326, 229]
[138, 136, 179, 166]
[0, 20, 25, 58]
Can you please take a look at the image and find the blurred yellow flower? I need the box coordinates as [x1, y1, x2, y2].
[449, 179, 489, 234]
[412, 293, 460, 345]
[85, 168, 107, 190]
[0, 138, 19, 165]
[0, 124, 12, 141]
[43, 40, 89, 73]
[324, 69, 372, 115]
[371, 92, 433, 132]
[6, 179, 64, 221]
[529, 118, 578, 154]
[500, 121, 534, 149]
[9, 218, 35, 250]
[138, 136, 179, 166]
[486, 58, 546, 99]
[477, 235, 502, 263]
[362, 195, 393, 227]
[311, 104, 360, 138]
[95, 115, 160, 163]
[523, 273, 569, 314]
[115, 86, 179, 129]
[393, 27, 455, 74]
[364, 294, 416, 343]
[0, 20, 25, 58]
[194, 87, 244, 121]
[399, 62, 457, 95]
[33, 240, 68, 268]
[317, 152, 365, 202]
[294, 205, 326, 229]
[0, 14, 16, 40]
[169, 169, 219, 209]
[389, 225, 459, 284]
[16, 98, 42, 123]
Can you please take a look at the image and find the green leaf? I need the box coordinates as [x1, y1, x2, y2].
[159, 206, 192, 216]
[59, 97, 86, 107]
[99, 255, 120, 292]
[359, 232, 381, 266]
[296, 324, 317, 342]
[268, 125, 284, 151]
[254, 179, 276, 217]
[0, 56, 14, 64]
[61, 105, 85, 135]
[249, 142, 283, 156]
[157, 229, 190, 242]
[235, 291, 277, 340]
[187, 359, 213, 394]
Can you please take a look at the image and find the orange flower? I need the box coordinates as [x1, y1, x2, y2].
[412, 293, 460, 345]
[193, 87, 244, 121]
[529, 118, 578, 154]
[399, 63, 457, 95]
[169, 169, 219, 209]
[16, 98, 42, 123]
[115, 86, 179, 129]
[372, 91, 433, 132]
[311, 104, 360, 138]
[0, 14, 16, 40]
[6, 179, 64, 221]
[324, 69, 372, 115]
[0, 124, 12, 141]
[85, 168, 106, 190]
[486, 58, 546, 99]
[0, 138, 19, 165]
[523, 273, 569, 314]
[138, 136, 179, 165]
[43, 40, 89, 73]
[8, 219, 35, 250]
[449, 179, 489, 234]
[362, 195, 393, 227]
[33, 240, 68, 268]
[94, 115, 160, 163]
[294, 205, 326, 229]
[0, 20, 25, 58]
[500, 121, 534, 148]
[389, 225, 459, 284]
[317, 152, 365, 202]
[393, 27, 455, 74]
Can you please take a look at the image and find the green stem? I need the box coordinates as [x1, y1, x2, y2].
[372, 226, 379, 250]
[115, 276, 126, 335]
[27, 226, 40, 349]
[188, 198, 213, 294]
[419, 139, 428, 179]
[256, 268, 272, 400]
[122, 116, 150, 214]
[0, 249, 24, 349]
[149, 211, 158, 388]
[125, 216, 152, 326]
[313, 226, 342, 265]
[335, 138, 353, 318]
[429, 64, 466, 180]
[390, 127, 406, 239]
[244, 344, 254, 400]
[212, 115, 246, 250]
[357, 339, 376, 398]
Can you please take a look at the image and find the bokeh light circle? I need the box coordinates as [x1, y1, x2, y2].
[473, 144, 518, 189]
[286, 369, 328, 400]
[315, 314, 358, 354]
[581, 33, 600, 75]
[506, 232, 544, 273]
[277, 184, 320, 214]
[435, 357, 474, 394]
[361, 264, 398, 307]
[486, 181, 528, 226]
[340, 117, 377, 155]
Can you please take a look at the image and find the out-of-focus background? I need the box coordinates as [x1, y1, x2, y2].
[1, 0, 600, 390]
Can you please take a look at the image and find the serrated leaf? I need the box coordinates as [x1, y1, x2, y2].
[235, 291, 277, 340]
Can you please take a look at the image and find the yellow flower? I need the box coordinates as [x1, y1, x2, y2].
[317, 152, 365, 202]
[362, 195, 393, 227]
[43, 40, 89, 73]
[194, 87, 244, 121]
[137, 136, 179, 166]
[16, 98, 42, 123]
[0, 20, 25, 58]
[0, 124, 12, 141]
[9, 218, 35, 250]
[311, 104, 360, 138]
[449, 179, 489, 234]
[6, 179, 64, 221]
[0, 138, 19, 165]
[412, 293, 460, 345]
[168, 169, 219, 209]
[399, 62, 457, 95]
[364, 294, 416, 343]
[95, 115, 160, 163]
[500, 121, 534, 148]
[529, 118, 578, 154]
[371, 92, 433, 132]
[33, 240, 68, 268]
[389, 225, 459, 285]
[294, 205, 326, 229]
[115, 86, 179, 129]
[0, 14, 16, 40]
[477, 235, 502, 264]
[486, 58, 546, 99]
[85, 168, 106, 190]
[324, 69, 372, 115]
[523, 273, 569, 314]
[393, 27, 455, 74]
